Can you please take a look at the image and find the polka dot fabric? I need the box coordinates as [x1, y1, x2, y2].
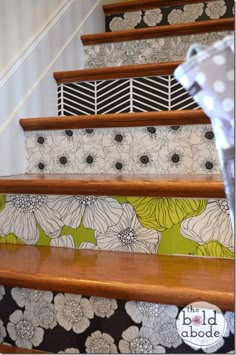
[174, 35, 234, 227]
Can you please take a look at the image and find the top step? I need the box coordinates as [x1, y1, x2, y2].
[103, 0, 234, 32]
[81, 18, 234, 45]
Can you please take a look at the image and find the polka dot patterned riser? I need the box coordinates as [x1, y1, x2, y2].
[25, 124, 221, 175]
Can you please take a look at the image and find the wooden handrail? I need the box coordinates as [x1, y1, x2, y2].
[20, 110, 210, 131]
[81, 18, 234, 45]
[53, 61, 181, 84]
[0, 173, 225, 198]
[0, 244, 233, 310]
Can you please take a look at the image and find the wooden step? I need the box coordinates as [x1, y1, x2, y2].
[0, 174, 225, 198]
[20, 110, 210, 131]
[0, 244, 233, 311]
[54, 61, 181, 84]
[81, 18, 234, 45]
[0, 345, 46, 354]
[103, 0, 216, 15]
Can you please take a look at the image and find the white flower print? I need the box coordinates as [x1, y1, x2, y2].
[54, 293, 94, 333]
[79, 128, 104, 145]
[104, 150, 132, 174]
[53, 129, 79, 153]
[158, 141, 194, 174]
[51, 195, 122, 233]
[75, 145, 105, 173]
[90, 297, 118, 318]
[181, 200, 233, 249]
[58, 348, 80, 353]
[110, 17, 132, 32]
[103, 128, 133, 152]
[0, 286, 5, 301]
[7, 310, 44, 349]
[168, 9, 185, 25]
[132, 148, 157, 174]
[95, 203, 160, 253]
[143, 9, 163, 26]
[11, 288, 53, 310]
[154, 315, 182, 348]
[191, 125, 216, 148]
[159, 125, 193, 141]
[26, 132, 53, 154]
[125, 301, 178, 327]
[0, 320, 6, 344]
[183, 3, 204, 20]
[52, 149, 76, 173]
[193, 147, 220, 174]
[34, 300, 57, 330]
[27, 150, 52, 174]
[50, 234, 75, 249]
[224, 312, 235, 335]
[0, 195, 63, 244]
[132, 126, 164, 150]
[80, 242, 99, 250]
[124, 11, 142, 27]
[206, 1, 227, 19]
[85, 330, 118, 353]
[119, 326, 165, 353]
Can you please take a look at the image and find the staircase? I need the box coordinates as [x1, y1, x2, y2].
[0, 0, 234, 353]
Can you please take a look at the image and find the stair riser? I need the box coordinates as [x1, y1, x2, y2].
[105, 0, 234, 32]
[84, 31, 232, 68]
[0, 194, 233, 258]
[58, 75, 198, 116]
[0, 285, 234, 353]
[25, 124, 220, 175]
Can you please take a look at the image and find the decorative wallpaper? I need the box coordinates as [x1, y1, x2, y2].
[0, 286, 234, 353]
[105, 0, 234, 32]
[58, 75, 198, 116]
[25, 124, 221, 175]
[0, 194, 233, 258]
[84, 31, 232, 68]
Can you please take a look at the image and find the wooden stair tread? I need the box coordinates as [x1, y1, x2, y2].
[103, 0, 216, 15]
[53, 61, 181, 84]
[0, 173, 225, 198]
[20, 110, 210, 131]
[0, 344, 46, 353]
[81, 18, 234, 46]
[0, 244, 233, 311]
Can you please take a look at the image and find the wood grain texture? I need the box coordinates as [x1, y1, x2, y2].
[81, 18, 234, 45]
[103, 0, 216, 14]
[20, 110, 210, 131]
[0, 173, 225, 198]
[0, 344, 46, 354]
[53, 61, 181, 84]
[0, 244, 233, 311]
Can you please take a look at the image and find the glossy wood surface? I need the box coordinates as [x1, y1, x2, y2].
[20, 110, 210, 131]
[54, 61, 181, 83]
[0, 173, 225, 198]
[81, 18, 234, 45]
[0, 244, 233, 310]
[103, 0, 216, 14]
[0, 344, 46, 353]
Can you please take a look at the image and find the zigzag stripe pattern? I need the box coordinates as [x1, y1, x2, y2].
[58, 75, 198, 115]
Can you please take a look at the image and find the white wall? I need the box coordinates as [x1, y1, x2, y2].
[0, 0, 107, 176]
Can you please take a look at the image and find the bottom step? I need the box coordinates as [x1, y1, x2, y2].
[0, 344, 46, 353]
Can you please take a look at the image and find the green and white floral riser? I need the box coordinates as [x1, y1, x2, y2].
[25, 125, 221, 175]
[0, 194, 233, 258]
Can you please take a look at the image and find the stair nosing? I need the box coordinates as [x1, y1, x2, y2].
[0, 173, 225, 198]
[0, 244, 233, 311]
[81, 18, 234, 46]
[53, 61, 181, 84]
[20, 110, 210, 131]
[103, 0, 217, 15]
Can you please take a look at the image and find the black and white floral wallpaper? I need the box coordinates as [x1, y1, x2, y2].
[105, 0, 234, 32]
[0, 286, 234, 353]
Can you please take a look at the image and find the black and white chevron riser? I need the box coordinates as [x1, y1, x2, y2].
[57, 76, 198, 116]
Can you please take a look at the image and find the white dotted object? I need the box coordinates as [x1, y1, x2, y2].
[203, 96, 215, 111]
[213, 80, 225, 93]
[196, 72, 207, 85]
[212, 55, 226, 65]
[180, 75, 191, 88]
[222, 98, 234, 112]
[226, 69, 234, 81]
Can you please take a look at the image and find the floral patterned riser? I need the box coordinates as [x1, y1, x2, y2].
[106, 0, 234, 32]
[0, 286, 234, 353]
[0, 195, 233, 258]
[84, 31, 232, 68]
[25, 125, 221, 175]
